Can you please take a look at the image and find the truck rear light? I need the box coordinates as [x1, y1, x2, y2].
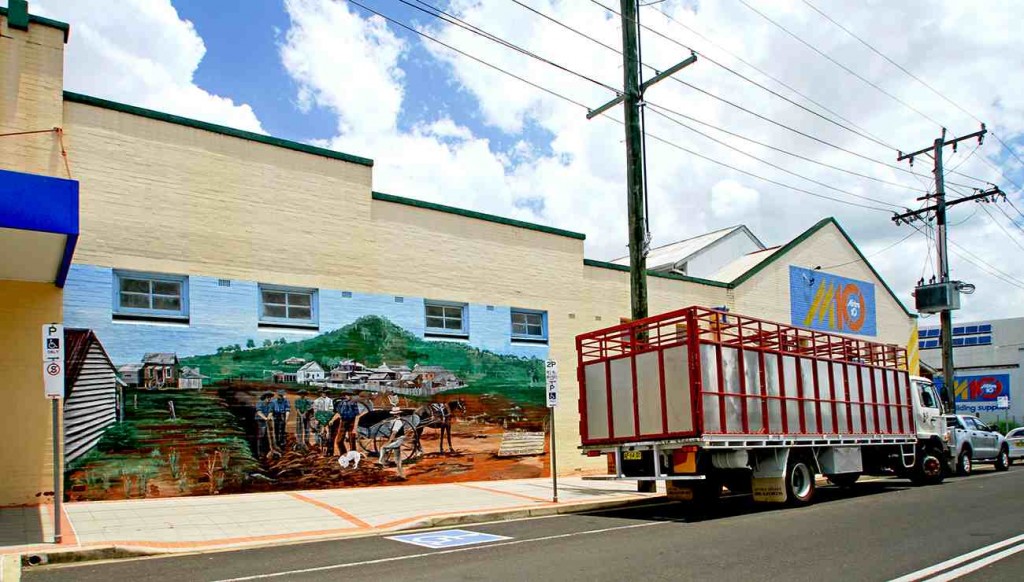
[586, 450, 602, 457]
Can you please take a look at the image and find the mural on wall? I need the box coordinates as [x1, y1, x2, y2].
[789, 265, 877, 336]
[62, 266, 548, 502]
[934, 373, 1011, 414]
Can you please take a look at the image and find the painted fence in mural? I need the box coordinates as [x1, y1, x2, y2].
[62, 264, 548, 502]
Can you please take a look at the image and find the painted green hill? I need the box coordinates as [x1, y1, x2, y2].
[180, 316, 544, 397]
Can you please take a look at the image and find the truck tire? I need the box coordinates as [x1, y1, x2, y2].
[911, 446, 946, 486]
[826, 473, 860, 487]
[956, 448, 972, 476]
[785, 456, 815, 506]
[995, 446, 1010, 472]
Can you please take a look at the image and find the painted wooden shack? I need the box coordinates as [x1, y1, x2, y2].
[64, 329, 122, 463]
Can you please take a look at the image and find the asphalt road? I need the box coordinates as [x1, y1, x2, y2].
[26, 467, 1024, 582]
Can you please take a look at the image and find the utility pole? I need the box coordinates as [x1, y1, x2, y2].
[587, 1, 697, 323]
[893, 125, 996, 410]
[621, 0, 647, 322]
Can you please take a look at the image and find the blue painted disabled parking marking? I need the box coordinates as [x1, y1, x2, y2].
[386, 529, 512, 549]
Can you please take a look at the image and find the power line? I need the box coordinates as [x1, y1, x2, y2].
[640, 124, 890, 212]
[979, 203, 1024, 254]
[586, 0, 982, 190]
[402, 0, 621, 94]
[993, 201, 1024, 240]
[908, 221, 1024, 291]
[646, 101, 922, 193]
[646, 106, 903, 208]
[800, 0, 1024, 173]
[818, 229, 919, 270]
[588, 0, 896, 151]
[641, 1, 895, 150]
[343, 0, 591, 109]
[508, 0, 925, 194]
[344, 0, 891, 216]
[737, 0, 944, 129]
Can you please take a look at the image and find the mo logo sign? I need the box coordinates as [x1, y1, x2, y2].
[790, 266, 876, 336]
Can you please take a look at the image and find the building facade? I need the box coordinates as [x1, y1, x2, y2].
[0, 7, 919, 506]
[920, 318, 1023, 424]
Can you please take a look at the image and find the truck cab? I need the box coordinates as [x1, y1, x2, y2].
[907, 377, 950, 483]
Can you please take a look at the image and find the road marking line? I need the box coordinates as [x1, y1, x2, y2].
[889, 532, 1024, 582]
[211, 521, 670, 582]
[925, 542, 1024, 582]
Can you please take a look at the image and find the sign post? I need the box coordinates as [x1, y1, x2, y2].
[545, 359, 558, 503]
[42, 323, 64, 544]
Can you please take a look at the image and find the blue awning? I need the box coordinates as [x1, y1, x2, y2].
[0, 168, 79, 287]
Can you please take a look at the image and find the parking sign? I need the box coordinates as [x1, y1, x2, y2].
[545, 359, 558, 408]
[42, 323, 64, 398]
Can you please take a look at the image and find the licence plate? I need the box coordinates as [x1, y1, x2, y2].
[1014, 442, 1024, 448]
[623, 450, 642, 461]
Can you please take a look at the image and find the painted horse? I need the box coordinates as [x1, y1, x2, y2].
[413, 399, 466, 455]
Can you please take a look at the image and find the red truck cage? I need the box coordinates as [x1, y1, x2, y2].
[576, 306, 916, 448]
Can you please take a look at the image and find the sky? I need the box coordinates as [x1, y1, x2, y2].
[15, 0, 1024, 325]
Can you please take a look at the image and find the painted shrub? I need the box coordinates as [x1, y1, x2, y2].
[63, 265, 549, 501]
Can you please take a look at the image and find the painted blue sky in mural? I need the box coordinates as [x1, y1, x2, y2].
[64, 264, 548, 366]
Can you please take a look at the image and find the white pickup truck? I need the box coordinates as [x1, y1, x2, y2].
[944, 414, 1010, 475]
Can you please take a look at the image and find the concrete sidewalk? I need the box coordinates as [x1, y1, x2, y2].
[0, 477, 660, 558]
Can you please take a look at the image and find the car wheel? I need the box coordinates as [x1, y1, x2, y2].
[956, 449, 972, 476]
[785, 456, 815, 506]
[995, 447, 1010, 472]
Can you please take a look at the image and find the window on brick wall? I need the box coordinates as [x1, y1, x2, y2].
[259, 284, 319, 328]
[113, 271, 189, 321]
[425, 301, 468, 337]
[511, 309, 548, 342]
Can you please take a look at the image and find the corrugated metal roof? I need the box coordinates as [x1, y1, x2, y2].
[610, 225, 761, 271]
[709, 246, 781, 282]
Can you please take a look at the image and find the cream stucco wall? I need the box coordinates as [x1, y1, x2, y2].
[0, 281, 63, 506]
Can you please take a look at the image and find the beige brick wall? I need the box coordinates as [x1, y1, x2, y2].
[732, 223, 915, 348]
[0, 13, 66, 177]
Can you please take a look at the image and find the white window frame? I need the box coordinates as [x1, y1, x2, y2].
[424, 300, 468, 337]
[259, 284, 319, 328]
[112, 270, 189, 320]
[511, 308, 548, 342]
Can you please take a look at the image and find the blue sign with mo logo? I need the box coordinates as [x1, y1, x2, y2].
[790, 266, 876, 336]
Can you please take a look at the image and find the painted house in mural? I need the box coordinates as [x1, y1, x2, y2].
[64, 329, 122, 463]
[296, 361, 325, 384]
[177, 366, 207, 390]
[118, 363, 142, 387]
[141, 352, 179, 388]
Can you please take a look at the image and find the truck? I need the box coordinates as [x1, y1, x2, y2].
[576, 306, 950, 506]
[945, 414, 1010, 475]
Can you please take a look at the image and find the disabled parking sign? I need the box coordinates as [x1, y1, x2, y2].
[386, 529, 511, 549]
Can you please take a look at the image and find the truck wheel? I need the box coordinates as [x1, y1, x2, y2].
[995, 446, 1010, 472]
[956, 449, 972, 476]
[911, 447, 946, 486]
[826, 473, 860, 487]
[785, 456, 815, 506]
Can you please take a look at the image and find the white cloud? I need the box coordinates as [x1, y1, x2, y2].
[711, 179, 760, 220]
[31, 0, 264, 133]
